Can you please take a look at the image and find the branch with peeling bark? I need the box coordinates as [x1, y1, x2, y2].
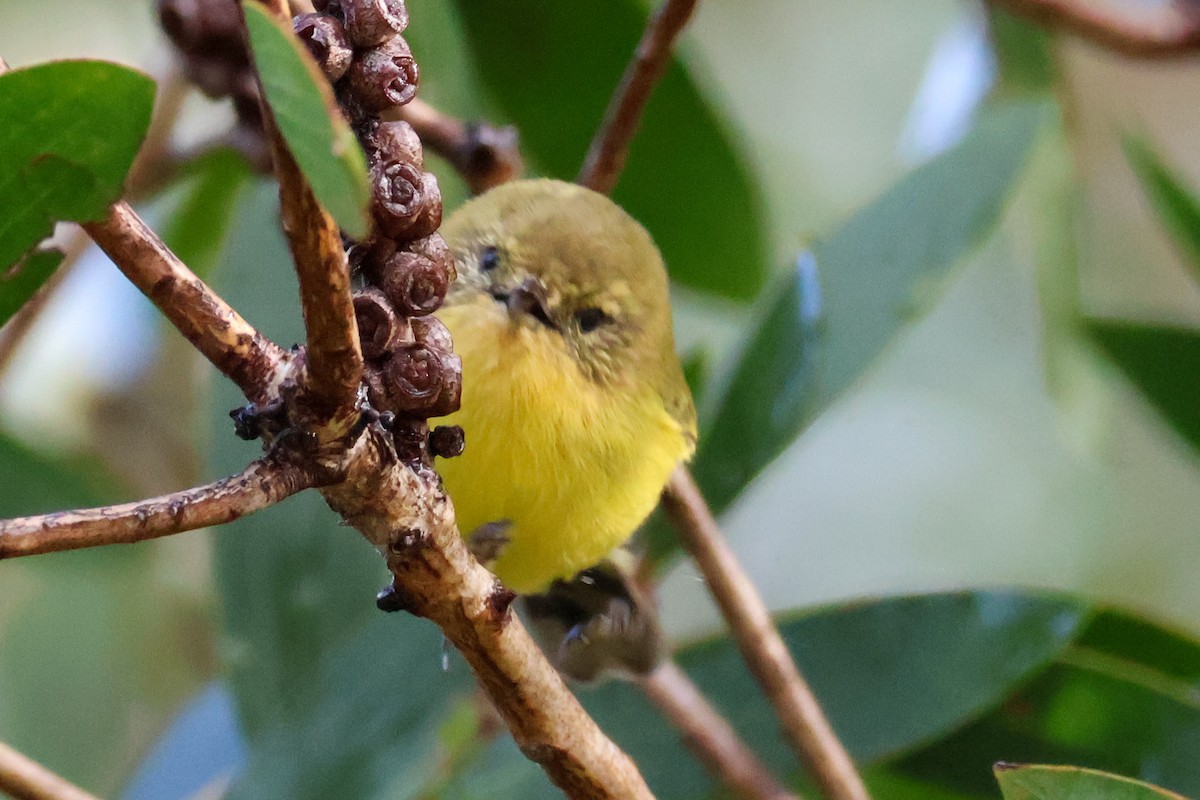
[0, 740, 99, 800]
[323, 445, 656, 799]
[82, 202, 286, 406]
[990, 0, 1200, 58]
[0, 457, 323, 560]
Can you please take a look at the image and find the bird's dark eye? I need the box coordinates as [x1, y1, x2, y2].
[480, 246, 501, 272]
[575, 307, 611, 333]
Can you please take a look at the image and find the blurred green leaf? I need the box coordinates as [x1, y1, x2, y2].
[1074, 610, 1200, 686]
[161, 149, 251, 279]
[0, 249, 62, 327]
[225, 614, 473, 800]
[449, 592, 1084, 799]
[1088, 321, 1200, 455]
[989, 9, 1056, 95]
[687, 250, 822, 515]
[995, 764, 1190, 800]
[864, 768, 989, 800]
[242, 2, 370, 239]
[0, 60, 154, 272]
[894, 607, 1200, 797]
[665, 100, 1049, 539]
[1125, 139, 1200, 283]
[816, 100, 1048, 406]
[0, 430, 113, 515]
[449, 1, 767, 301]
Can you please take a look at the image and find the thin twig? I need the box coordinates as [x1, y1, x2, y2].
[0, 740, 99, 800]
[322, 444, 655, 800]
[82, 202, 286, 405]
[389, 99, 524, 195]
[661, 469, 869, 800]
[249, 0, 364, 438]
[638, 660, 800, 800]
[990, 0, 1200, 58]
[577, 0, 698, 194]
[0, 458, 322, 559]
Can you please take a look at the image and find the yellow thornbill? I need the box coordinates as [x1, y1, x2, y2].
[435, 179, 696, 596]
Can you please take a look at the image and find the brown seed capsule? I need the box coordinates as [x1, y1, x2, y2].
[363, 365, 390, 410]
[384, 345, 461, 416]
[342, 0, 410, 47]
[436, 353, 463, 417]
[348, 37, 419, 112]
[391, 419, 428, 463]
[370, 162, 441, 240]
[294, 13, 353, 82]
[367, 120, 422, 169]
[353, 288, 400, 359]
[378, 251, 449, 315]
[429, 425, 465, 458]
[384, 343, 440, 411]
[410, 234, 456, 283]
[410, 315, 453, 352]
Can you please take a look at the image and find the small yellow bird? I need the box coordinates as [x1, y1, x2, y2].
[434, 179, 696, 596]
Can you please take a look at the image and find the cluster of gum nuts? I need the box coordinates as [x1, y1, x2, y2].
[158, 0, 464, 470]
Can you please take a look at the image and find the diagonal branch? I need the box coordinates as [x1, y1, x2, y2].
[0, 740, 99, 800]
[248, 0, 364, 436]
[83, 202, 286, 406]
[0, 458, 323, 559]
[322, 444, 655, 800]
[662, 470, 868, 800]
[638, 660, 800, 800]
[990, 0, 1200, 58]
[577, 0, 698, 194]
[389, 99, 524, 195]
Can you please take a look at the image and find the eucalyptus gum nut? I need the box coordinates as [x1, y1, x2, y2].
[368, 120, 423, 169]
[378, 251, 448, 315]
[342, 0, 410, 47]
[294, 13, 353, 82]
[347, 37, 419, 111]
[352, 288, 400, 359]
[370, 162, 441, 240]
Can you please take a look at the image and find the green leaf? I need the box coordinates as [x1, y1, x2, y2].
[893, 607, 1200, 797]
[225, 614, 473, 800]
[675, 100, 1050, 530]
[989, 9, 1056, 95]
[0, 430, 113, 516]
[460, 591, 1083, 800]
[815, 100, 1048, 406]
[995, 764, 1191, 800]
[0, 249, 61, 327]
[449, 1, 767, 301]
[1088, 321, 1200, 454]
[0, 60, 154, 273]
[688, 250, 822, 514]
[161, 149, 251, 279]
[242, 2, 370, 239]
[1125, 138, 1200, 283]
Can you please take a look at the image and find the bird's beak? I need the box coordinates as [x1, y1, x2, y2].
[503, 277, 557, 331]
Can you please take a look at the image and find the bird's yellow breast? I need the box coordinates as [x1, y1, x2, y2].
[434, 296, 690, 594]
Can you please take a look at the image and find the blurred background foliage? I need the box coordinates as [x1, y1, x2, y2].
[4, 0, 1200, 798]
